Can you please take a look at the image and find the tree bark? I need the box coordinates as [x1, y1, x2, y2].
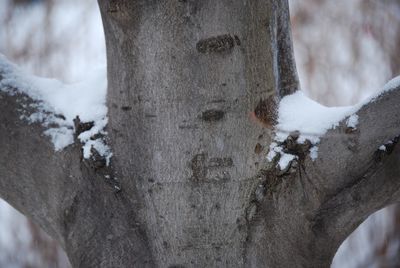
[0, 0, 400, 267]
[97, 0, 301, 267]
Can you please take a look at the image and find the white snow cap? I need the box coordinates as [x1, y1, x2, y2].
[346, 114, 359, 129]
[379, 145, 386, 151]
[0, 54, 111, 163]
[269, 75, 400, 170]
[275, 91, 359, 144]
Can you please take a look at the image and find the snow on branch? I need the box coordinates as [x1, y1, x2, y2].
[267, 75, 400, 170]
[0, 54, 111, 164]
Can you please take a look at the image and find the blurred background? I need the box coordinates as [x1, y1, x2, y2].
[0, 0, 399, 267]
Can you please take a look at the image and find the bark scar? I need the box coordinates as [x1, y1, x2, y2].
[201, 109, 225, 122]
[196, 34, 240, 53]
[252, 96, 277, 128]
[189, 153, 233, 182]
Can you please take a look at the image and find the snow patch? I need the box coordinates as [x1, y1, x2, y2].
[0, 54, 111, 163]
[346, 114, 359, 129]
[44, 127, 74, 151]
[266, 141, 299, 171]
[382, 76, 400, 92]
[275, 91, 359, 144]
[268, 76, 400, 168]
[266, 142, 280, 161]
[278, 153, 296, 170]
[379, 145, 386, 151]
[309, 146, 319, 160]
[82, 139, 113, 166]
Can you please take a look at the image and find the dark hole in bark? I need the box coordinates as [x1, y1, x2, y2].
[196, 34, 236, 53]
[201, 109, 225, 122]
[121, 106, 132, 111]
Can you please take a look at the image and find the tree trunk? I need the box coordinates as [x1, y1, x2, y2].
[94, 0, 305, 267]
[1, 0, 400, 267]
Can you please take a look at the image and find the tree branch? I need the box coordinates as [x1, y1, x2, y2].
[0, 89, 83, 248]
[0, 57, 155, 267]
[272, 0, 299, 97]
[305, 82, 400, 249]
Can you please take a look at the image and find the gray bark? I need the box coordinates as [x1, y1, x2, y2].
[0, 0, 399, 267]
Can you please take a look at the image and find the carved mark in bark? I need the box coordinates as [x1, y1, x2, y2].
[121, 106, 132, 111]
[253, 96, 277, 128]
[201, 109, 225, 122]
[190, 153, 207, 180]
[189, 153, 233, 182]
[208, 157, 233, 167]
[196, 34, 240, 53]
[178, 124, 199, 129]
[208, 99, 226, 104]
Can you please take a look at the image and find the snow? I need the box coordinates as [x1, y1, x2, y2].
[275, 91, 359, 144]
[383, 76, 400, 92]
[44, 127, 74, 151]
[378, 140, 395, 152]
[82, 139, 113, 166]
[346, 114, 359, 129]
[268, 75, 400, 170]
[309, 146, 319, 160]
[266, 142, 280, 161]
[0, 54, 110, 162]
[278, 154, 296, 170]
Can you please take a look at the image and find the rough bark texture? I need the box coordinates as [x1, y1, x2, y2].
[0, 0, 399, 268]
[99, 0, 299, 267]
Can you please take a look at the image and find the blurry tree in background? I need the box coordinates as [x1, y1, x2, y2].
[290, 0, 394, 106]
[0, 0, 105, 82]
[0, 0, 399, 267]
